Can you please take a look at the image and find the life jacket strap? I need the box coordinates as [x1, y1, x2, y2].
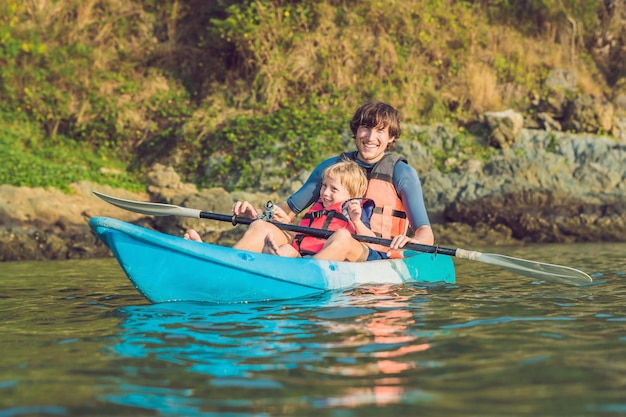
[372, 207, 407, 219]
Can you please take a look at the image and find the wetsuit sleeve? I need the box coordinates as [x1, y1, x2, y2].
[393, 162, 431, 229]
[286, 156, 342, 215]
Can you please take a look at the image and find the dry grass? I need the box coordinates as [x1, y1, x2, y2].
[467, 63, 500, 113]
[6, 0, 613, 131]
[15, 0, 165, 142]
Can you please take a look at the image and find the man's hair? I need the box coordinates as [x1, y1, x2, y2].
[349, 101, 402, 151]
[322, 160, 368, 198]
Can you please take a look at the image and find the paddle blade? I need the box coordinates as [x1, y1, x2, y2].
[93, 191, 202, 218]
[476, 253, 592, 285]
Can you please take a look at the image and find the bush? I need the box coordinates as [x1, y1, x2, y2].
[0, 116, 144, 192]
[194, 101, 346, 191]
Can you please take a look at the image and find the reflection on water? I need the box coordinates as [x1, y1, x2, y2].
[103, 286, 442, 414]
[0, 242, 625, 416]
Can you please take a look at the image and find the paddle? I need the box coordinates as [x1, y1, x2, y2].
[93, 191, 593, 285]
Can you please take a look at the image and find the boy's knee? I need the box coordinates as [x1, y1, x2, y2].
[331, 228, 352, 242]
[247, 219, 270, 232]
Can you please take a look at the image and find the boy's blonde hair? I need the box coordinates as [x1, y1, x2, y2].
[322, 161, 368, 198]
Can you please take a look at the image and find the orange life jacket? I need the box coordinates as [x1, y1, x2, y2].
[341, 153, 409, 243]
[291, 200, 355, 256]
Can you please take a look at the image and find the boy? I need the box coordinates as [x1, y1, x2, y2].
[262, 160, 376, 262]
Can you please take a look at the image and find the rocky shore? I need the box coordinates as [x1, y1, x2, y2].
[1, 126, 625, 262]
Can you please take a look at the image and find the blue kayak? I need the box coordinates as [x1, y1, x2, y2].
[89, 217, 456, 303]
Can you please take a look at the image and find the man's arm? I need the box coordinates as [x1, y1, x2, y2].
[394, 162, 435, 245]
[411, 224, 435, 245]
[274, 201, 296, 223]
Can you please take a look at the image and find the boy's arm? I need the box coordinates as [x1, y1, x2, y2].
[344, 200, 376, 237]
[351, 218, 377, 237]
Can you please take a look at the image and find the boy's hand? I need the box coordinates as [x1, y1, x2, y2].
[344, 200, 362, 222]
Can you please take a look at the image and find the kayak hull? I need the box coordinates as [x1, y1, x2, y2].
[89, 217, 455, 303]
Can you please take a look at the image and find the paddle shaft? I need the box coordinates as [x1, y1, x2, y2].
[200, 211, 457, 256]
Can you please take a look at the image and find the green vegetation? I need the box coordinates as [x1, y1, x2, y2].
[413, 127, 498, 173]
[0, 115, 144, 192]
[194, 101, 346, 190]
[0, 0, 621, 192]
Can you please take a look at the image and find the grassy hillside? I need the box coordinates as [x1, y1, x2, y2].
[0, 0, 623, 192]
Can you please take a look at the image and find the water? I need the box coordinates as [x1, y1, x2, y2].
[1, 242, 625, 416]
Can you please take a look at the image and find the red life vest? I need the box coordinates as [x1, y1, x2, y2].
[341, 153, 409, 249]
[291, 200, 356, 256]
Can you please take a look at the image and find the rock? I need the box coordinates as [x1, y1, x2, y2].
[0, 182, 150, 261]
[433, 221, 516, 247]
[0, 224, 111, 261]
[562, 94, 615, 133]
[484, 109, 524, 148]
[616, 94, 626, 112]
[536, 89, 569, 118]
[396, 138, 436, 177]
[0, 228, 40, 261]
[149, 187, 284, 243]
[444, 190, 626, 243]
[146, 163, 198, 202]
[613, 116, 626, 141]
[152, 187, 235, 238]
[537, 112, 562, 131]
[544, 67, 578, 91]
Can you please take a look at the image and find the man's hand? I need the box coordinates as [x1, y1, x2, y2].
[271, 204, 291, 223]
[232, 200, 293, 223]
[232, 201, 258, 219]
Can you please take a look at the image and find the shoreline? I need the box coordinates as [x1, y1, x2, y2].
[2, 128, 626, 262]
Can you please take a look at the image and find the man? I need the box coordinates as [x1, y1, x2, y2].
[187, 100, 434, 259]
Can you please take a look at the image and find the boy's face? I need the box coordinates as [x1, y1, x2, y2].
[319, 176, 352, 208]
[354, 124, 395, 163]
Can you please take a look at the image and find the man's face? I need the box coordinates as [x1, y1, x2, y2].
[354, 124, 395, 163]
